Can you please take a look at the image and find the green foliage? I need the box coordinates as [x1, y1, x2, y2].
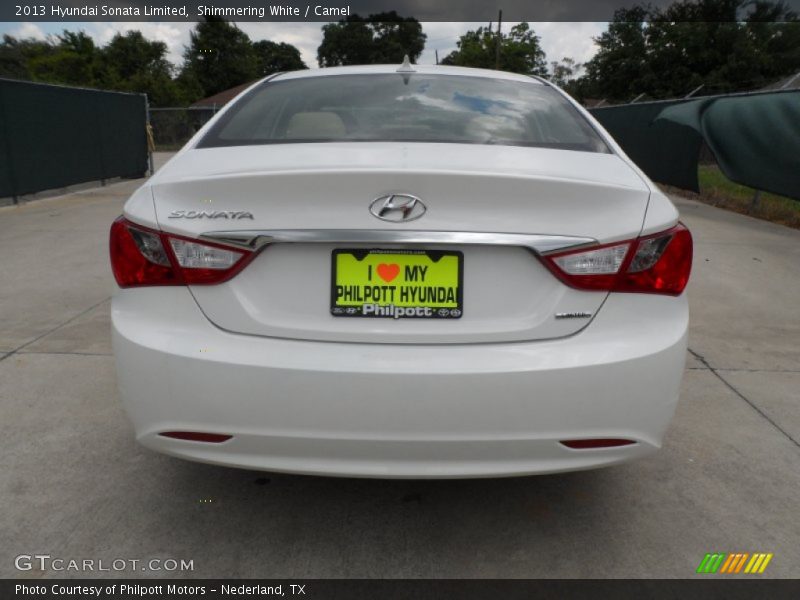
[441, 22, 548, 76]
[317, 18, 373, 66]
[181, 17, 259, 98]
[0, 19, 307, 106]
[0, 30, 187, 106]
[574, 0, 800, 103]
[174, 69, 204, 105]
[28, 31, 102, 87]
[0, 34, 52, 80]
[253, 40, 307, 75]
[317, 11, 426, 67]
[98, 31, 183, 106]
[549, 57, 582, 88]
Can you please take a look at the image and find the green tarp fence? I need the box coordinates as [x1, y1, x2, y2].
[590, 90, 800, 201]
[590, 100, 704, 193]
[0, 78, 148, 200]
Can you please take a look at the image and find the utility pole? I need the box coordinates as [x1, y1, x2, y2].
[495, 10, 502, 70]
[435, 49, 439, 65]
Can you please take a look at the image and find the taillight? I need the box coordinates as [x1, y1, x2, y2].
[110, 218, 180, 287]
[543, 223, 693, 295]
[109, 216, 252, 287]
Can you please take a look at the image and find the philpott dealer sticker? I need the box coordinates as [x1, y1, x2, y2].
[331, 249, 464, 319]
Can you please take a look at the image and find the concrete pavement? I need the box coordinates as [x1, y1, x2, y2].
[1, 160, 798, 578]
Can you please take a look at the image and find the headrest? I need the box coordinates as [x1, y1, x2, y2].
[285, 111, 346, 139]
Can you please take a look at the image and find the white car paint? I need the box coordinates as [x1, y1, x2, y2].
[112, 65, 688, 478]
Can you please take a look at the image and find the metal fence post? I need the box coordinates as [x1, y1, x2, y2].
[749, 190, 762, 213]
[144, 93, 154, 177]
[780, 71, 800, 90]
[685, 84, 705, 98]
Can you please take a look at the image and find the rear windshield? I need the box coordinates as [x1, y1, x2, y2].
[198, 73, 610, 153]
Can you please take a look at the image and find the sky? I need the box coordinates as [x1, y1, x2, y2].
[1, 21, 606, 72]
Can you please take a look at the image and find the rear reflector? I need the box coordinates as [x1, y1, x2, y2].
[543, 223, 693, 295]
[560, 439, 637, 449]
[110, 216, 253, 287]
[159, 431, 233, 443]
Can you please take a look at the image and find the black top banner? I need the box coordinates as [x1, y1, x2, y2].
[4, 0, 800, 22]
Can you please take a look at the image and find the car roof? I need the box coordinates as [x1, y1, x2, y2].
[270, 64, 547, 85]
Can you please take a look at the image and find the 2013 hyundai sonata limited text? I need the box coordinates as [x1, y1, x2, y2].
[110, 64, 693, 478]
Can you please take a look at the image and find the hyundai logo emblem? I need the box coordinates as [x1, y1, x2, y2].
[369, 194, 426, 222]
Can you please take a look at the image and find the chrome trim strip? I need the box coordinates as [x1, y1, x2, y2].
[200, 229, 596, 254]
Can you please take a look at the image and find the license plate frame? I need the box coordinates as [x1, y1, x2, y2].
[330, 248, 464, 319]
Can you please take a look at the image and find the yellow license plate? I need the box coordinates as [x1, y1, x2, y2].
[331, 249, 463, 318]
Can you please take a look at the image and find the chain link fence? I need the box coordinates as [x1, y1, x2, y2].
[148, 107, 218, 151]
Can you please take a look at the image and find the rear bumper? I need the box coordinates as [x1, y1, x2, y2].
[112, 288, 688, 478]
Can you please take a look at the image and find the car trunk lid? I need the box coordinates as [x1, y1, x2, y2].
[147, 143, 650, 344]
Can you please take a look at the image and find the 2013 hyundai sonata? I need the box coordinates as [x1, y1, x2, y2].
[110, 64, 692, 478]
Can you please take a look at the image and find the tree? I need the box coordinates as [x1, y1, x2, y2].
[441, 22, 547, 76]
[26, 31, 102, 87]
[98, 31, 183, 106]
[0, 22, 308, 106]
[181, 17, 258, 98]
[317, 17, 373, 66]
[253, 40, 306, 75]
[574, 7, 651, 102]
[743, 1, 800, 85]
[366, 13, 426, 63]
[317, 11, 426, 67]
[174, 69, 204, 104]
[574, 0, 800, 103]
[549, 57, 581, 88]
[0, 34, 52, 80]
[644, 0, 758, 97]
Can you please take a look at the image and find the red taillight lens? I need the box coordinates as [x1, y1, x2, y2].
[617, 224, 693, 295]
[543, 223, 693, 295]
[110, 218, 181, 287]
[109, 216, 252, 287]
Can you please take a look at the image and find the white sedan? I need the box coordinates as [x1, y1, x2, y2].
[110, 64, 692, 478]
